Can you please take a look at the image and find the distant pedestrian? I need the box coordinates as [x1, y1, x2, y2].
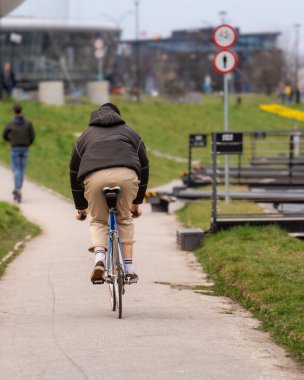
[2, 104, 35, 202]
[284, 85, 292, 104]
[0, 63, 16, 98]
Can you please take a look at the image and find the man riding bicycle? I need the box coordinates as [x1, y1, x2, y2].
[70, 103, 149, 283]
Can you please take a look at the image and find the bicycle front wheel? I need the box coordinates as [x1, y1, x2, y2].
[108, 252, 116, 312]
[112, 235, 123, 319]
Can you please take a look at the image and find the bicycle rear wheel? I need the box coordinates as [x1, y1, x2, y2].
[112, 235, 123, 319]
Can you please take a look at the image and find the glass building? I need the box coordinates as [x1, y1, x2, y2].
[0, 17, 120, 92]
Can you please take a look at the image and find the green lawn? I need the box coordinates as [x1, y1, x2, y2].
[176, 198, 264, 231]
[0, 94, 302, 198]
[0, 202, 40, 277]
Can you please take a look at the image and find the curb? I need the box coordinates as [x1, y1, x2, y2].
[0, 235, 33, 267]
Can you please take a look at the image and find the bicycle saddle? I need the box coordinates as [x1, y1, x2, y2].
[101, 187, 122, 209]
[101, 186, 122, 196]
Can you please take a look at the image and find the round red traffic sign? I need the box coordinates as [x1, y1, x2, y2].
[212, 50, 238, 74]
[94, 38, 104, 49]
[94, 49, 104, 60]
[212, 24, 237, 49]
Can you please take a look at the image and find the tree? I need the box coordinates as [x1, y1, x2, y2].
[244, 49, 285, 94]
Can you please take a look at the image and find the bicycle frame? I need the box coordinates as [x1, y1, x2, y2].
[106, 208, 127, 274]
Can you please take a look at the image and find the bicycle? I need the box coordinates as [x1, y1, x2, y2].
[91, 186, 130, 319]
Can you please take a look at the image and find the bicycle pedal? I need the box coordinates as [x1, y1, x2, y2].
[92, 279, 104, 285]
[125, 276, 138, 285]
[105, 276, 114, 284]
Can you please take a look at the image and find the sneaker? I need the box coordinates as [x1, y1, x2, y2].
[125, 272, 139, 284]
[91, 261, 105, 284]
[16, 190, 22, 203]
[13, 190, 21, 203]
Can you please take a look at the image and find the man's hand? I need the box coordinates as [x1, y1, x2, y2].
[130, 204, 142, 218]
[76, 209, 87, 221]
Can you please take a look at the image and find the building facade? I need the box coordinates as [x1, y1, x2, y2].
[0, 17, 120, 92]
[115, 27, 282, 95]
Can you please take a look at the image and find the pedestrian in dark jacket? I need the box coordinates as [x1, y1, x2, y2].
[3, 104, 35, 202]
[70, 102, 149, 283]
[0, 63, 16, 98]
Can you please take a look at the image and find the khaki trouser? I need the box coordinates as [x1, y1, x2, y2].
[83, 168, 139, 252]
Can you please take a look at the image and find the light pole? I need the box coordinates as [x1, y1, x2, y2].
[99, 11, 133, 84]
[100, 10, 133, 31]
[65, 0, 70, 19]
[219, 11, 227, 24]
[134, 0, 140, 102]
[294, 23, 301, 104]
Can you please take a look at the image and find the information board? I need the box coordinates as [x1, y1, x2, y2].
[189, 134, 207, 148]
[214, 132, 243, 154]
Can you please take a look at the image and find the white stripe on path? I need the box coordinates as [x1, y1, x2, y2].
[0, 166, 302, 379]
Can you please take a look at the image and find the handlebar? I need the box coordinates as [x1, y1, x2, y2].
[78, 210, 87, 220]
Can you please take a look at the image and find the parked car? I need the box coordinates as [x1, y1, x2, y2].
[111, 86, 125, 95]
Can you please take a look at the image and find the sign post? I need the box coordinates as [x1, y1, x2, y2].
[188, 134, 207, 187]
[212, 25, 238, 202]
[211, 132, 243, 232]
[94, 38, 104, 80]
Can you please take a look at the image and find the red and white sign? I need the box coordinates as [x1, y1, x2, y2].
[94, 38, 104, 49]
[94, 49, 104, 60]
[94, 38, 104, 60]
[212, 50, 238, 74]
[212, 24, 237, 49]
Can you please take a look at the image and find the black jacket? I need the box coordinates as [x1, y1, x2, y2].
[70, 106, 149, 210]
[3, 116, 35, 147]
[0, 70, 16, 90]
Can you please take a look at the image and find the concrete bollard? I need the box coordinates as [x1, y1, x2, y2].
[177, 227, 204, 251]
[12, 88, 24, 100]
[38, 81, 65, 105]
[86, 81, 109, 105]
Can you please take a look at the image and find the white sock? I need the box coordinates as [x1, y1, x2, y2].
[95, 249, 106, 264]
[125, 259, 134, 274]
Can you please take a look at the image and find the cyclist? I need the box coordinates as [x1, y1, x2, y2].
[70, 103, 149, 283]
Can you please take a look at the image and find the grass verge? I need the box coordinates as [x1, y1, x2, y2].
[177, 203, 304, 363]
[0, 202, 41, 278]
[176, 198, 264, 231]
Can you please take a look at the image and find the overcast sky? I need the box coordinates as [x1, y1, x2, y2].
[10, 0, 304, 55]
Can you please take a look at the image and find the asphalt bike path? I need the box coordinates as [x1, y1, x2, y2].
[0, 166, 303, 379]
